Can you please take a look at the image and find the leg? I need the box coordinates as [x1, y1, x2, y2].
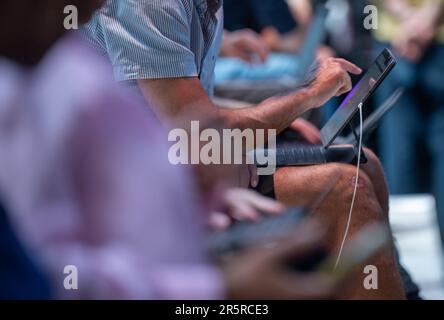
[428, 108, 444, 252]
[422, 44, 444, 250]
[360, 148, 389, 218]
[273, 164, 405, 299]
[360, 148, 422, 299]
[375, 50, 424, 194]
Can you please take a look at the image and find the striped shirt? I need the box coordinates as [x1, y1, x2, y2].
[83, 0, 224, 95]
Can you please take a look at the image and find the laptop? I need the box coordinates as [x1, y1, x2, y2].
[252, 48, 397, 167]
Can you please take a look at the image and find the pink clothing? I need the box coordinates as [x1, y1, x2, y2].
[0, 33, 224, 300]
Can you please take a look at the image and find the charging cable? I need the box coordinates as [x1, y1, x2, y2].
[334, 102, 364, 269]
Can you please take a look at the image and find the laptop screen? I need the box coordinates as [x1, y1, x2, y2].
[320, 48, 396, 147]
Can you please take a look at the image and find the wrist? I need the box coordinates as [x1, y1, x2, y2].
[300, 86, 322, 110]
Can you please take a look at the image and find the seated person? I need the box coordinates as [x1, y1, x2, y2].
[224, 0, 303, 53]
[84, 0, 408, 299]
[215, 0, 334, 85]
[0, 0, 348, 300]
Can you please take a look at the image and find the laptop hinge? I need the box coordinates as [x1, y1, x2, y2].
[349, 122, 368, 164]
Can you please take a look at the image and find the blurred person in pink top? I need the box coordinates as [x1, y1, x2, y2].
[0, 26, 224, 302]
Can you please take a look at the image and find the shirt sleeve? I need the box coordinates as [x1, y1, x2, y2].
[91, 0, 198, 81]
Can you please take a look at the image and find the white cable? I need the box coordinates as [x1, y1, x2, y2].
[334, 102, 363, 269]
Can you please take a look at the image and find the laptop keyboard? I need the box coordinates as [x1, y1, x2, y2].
[275, 145, 326, 166]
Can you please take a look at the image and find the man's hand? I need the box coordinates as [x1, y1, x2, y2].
[209, 188, 285, 231]
[307, 58, 362, 108]
[289, 118, 322, 144]
[220, 29, 270, 63]
[137, 58, 361, 142]
[221, 220, 338, 300]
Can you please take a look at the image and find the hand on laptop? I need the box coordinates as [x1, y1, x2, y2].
[220, 29, 270, 63]
[208, 188, 285, 231]
[307, 57, 362, 108]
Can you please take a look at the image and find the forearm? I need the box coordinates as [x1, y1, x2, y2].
[219, 87, 316, 133]
[139, 77, 315, 133]
[138, 56, 359, 134]
[219, 57, 361, 133]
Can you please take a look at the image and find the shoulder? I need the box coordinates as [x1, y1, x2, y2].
[99, 0, 195, 19]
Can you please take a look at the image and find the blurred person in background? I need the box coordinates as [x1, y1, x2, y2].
[224, 0, 304, 53]
[0, 0, 350, 300]
[215, 0, 334, 86]
[372, 0, 444, 251]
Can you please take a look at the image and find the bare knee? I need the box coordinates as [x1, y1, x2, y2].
[313, 164, 391, 255]
[273, 164, 354, 207]
[274, 163, 383, 221]
[330, 162, 373, 197]
[323, 163, 385, 222]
